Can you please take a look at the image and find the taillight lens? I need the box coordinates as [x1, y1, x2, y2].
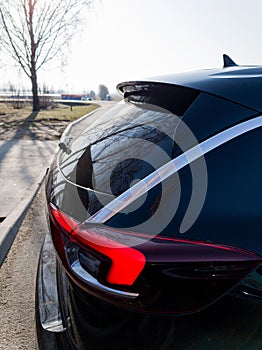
[49, 204, 146, 286]
[48, 203, 261, 314]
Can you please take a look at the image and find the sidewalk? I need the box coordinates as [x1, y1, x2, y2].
[0, 140, 57, 266]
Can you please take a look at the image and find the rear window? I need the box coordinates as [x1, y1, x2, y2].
[59, 83, 200, 196]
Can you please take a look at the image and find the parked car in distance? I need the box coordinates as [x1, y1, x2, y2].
[36, 55, 262, 350]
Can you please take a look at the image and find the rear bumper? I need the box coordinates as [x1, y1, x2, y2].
[36, 233, 262, 350]
[35, 234, 72, 350]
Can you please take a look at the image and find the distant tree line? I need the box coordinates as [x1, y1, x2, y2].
[0, 81, 112, 102]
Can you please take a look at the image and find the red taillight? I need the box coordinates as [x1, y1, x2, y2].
[49, 204, 146, 286]
[50, 205, 79, 234]
[49, 203, 261, 314]
[71, 225, 146, 285]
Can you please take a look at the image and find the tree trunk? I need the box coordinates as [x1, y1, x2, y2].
[31, 68, 40, 111]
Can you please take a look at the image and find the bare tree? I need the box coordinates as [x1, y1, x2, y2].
[90, 90, 96, 100]
[0, 0, 91, 111]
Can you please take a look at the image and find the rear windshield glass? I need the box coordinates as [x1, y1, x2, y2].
[58, 96, 198, 195]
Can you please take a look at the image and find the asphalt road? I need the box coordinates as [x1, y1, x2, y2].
[0, 185, 46, 350]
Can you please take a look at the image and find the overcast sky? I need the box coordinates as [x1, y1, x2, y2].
[1, 0, 262, 94]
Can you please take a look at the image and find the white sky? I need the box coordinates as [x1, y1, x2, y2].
[1, 0, 262, 94]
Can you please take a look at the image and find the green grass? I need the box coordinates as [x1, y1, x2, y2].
[0, 102, 99, 123]
[36, 103, 99, 121]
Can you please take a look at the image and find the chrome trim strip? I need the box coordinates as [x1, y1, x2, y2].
[67, 245, 139, 299]
[87, 115, 262, 224]
[37, 234, 66, 333]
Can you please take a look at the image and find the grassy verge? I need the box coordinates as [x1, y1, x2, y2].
[0, 102, 99, 123]
[0, 102, 100, 140]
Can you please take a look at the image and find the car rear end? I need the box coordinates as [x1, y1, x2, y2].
[36, 73, 262, 349]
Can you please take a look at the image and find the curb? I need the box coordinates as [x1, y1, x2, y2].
[0, 167, 49, 267]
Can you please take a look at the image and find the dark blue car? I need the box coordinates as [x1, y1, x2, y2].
[36, 55, 262, 349]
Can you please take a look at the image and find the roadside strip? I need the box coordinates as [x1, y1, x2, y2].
[0, 167, 49, 267]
